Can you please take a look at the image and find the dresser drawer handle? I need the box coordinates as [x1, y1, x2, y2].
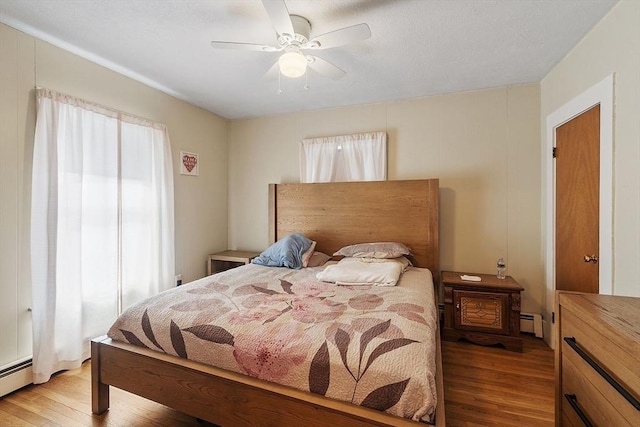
[564, 394, 594, 427]
[564, 337, 640, 410]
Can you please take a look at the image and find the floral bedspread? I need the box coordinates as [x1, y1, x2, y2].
[108, 264, 438, 422]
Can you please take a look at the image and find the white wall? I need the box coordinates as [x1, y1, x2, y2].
[541, 0, 640, 298]
[228, 84, 543, 315]
[0, 23, 228, 368]
[0, 23, 34, 369]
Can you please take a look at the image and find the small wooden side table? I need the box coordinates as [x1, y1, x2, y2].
[207, 250, 260, 276]
[442, 270, 524, 352]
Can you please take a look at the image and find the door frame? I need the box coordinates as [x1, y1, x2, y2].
[544, 74, 614, 347]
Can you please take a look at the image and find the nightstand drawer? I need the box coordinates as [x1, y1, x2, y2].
[454, 290, 509, 335]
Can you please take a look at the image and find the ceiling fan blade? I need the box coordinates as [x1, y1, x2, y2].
[263, 61, 280, 80]
[211, 41, 280, 52]
[307, 56, 346, 80]
[309, 23, 371, 50]
[262, 0, 294, 36]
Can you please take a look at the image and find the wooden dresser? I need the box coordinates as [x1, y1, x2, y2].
[556, 292, 640, 426]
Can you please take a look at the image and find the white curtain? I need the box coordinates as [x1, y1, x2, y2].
[299, 131, 387, 183]
[30, 88, 174, 383]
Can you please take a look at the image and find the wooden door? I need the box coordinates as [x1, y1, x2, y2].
[555, 105, 600, 293]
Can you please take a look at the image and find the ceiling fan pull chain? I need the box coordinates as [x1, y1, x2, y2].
[277, 71, 282, 95]
[304, 72, 309, 91]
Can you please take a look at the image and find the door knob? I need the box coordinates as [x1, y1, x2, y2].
[583, 255, 598, 263]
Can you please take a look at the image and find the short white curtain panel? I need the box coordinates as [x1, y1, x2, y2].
[30, 88, 175, 383]
[299, 131, 387, 183]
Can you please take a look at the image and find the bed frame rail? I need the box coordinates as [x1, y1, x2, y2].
[91, 336, 439, 426]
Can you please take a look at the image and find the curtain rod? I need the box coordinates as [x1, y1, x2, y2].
[34, 86, 165, 128]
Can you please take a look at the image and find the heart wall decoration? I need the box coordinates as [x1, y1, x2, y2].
[179, 151, 199, 176]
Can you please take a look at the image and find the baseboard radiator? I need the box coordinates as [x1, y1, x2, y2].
[520, 312, 544, 338]
[0, 357, 33, 397]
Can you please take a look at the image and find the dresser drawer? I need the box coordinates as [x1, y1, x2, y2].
[562, 350, 639, 426]
[560, 309, 640, 426]
[556, 293, 640, 427]
[561, 309, 640, 397]
[561, 407, 583, 427]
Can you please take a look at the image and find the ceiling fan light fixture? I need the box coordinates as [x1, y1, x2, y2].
[278, 50, 307, 78]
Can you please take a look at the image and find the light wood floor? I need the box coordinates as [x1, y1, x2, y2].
[442, 335, 555, 426]
[0, 334, 554, 426]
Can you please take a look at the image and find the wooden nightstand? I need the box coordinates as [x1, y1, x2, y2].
[442, 270, 524, 352]
[207, 250, 260, 276]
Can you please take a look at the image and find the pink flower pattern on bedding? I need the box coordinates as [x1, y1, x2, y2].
[233, 322, 312, 382]
[107, 264, 437, 422]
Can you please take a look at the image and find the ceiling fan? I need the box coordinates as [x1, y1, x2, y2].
[210, 0, 371, 80]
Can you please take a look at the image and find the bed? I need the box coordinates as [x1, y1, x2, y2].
[91, 179, 444, 426]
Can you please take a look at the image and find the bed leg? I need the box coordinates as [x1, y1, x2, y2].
[91, 336, 110, 414]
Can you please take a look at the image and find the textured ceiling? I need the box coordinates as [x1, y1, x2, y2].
[0, 0, 617, 120]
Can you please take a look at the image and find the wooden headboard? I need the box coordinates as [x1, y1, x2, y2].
[269, 179, 439, 283]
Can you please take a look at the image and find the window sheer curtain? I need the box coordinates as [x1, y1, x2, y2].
[30, 88, 174, 383]
[299, 131, 387, 183]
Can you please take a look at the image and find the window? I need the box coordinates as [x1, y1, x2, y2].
[299, 131, 387, 183]
[30, 88, 174, 383]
